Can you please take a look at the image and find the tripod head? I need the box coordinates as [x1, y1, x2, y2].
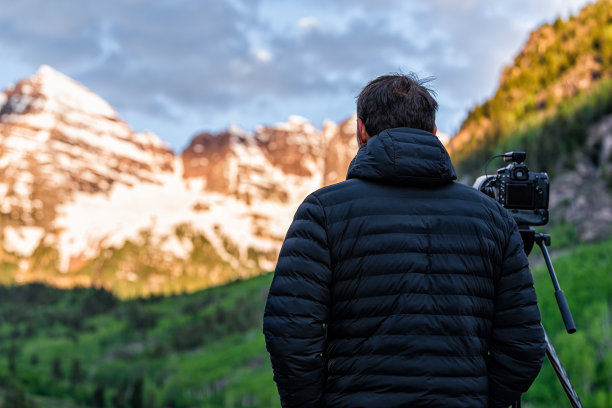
[519, 227, 550, 256]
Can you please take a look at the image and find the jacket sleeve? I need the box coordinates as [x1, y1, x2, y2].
[263, 193, 332, 408]
[488, 216, 547, 407]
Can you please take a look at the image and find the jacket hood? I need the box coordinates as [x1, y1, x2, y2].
[346, 127, 457, 187]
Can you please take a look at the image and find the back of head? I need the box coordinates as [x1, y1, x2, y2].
[357, 73, 438, 137]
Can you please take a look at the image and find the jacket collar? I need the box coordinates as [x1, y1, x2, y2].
[346, 127, 457, 187]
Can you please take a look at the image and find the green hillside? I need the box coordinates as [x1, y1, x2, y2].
[0, 274, 279, 408]
[449, 0, 612, 178]
[1, 236, 611, 407]
[524, 237, 612, 408]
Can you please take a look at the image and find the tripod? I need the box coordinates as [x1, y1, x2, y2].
[512, 228, 583, 408]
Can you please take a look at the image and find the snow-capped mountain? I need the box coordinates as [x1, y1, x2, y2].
[0, 65, 358, 296]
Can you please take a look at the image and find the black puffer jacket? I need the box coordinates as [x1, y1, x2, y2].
[263, 128, 546, 408]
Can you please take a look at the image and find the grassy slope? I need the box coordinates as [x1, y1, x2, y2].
[524, 238, 612, 408]
[0, 274, 279, 408]
[1, 238, 611, 407]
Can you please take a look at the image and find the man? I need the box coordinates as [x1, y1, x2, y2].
[263, 73, 546, 407]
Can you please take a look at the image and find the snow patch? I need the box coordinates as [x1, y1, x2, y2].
[133, 131, 169, 149]
[275, 115, 315, 132]
[228, 124, 252, 139]
[52, 160, 302, 271]
[53, 121, 167, 170]
[160, 235, 193, 259]
[3, 226, 45, 257]
[21, 112, 57, 129]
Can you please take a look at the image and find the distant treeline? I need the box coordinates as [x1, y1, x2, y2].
[453, 0, 612, 179]
[456, 78, 612, 180]
[0, 275, 279, 408]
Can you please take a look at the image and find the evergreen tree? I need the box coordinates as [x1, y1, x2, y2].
[92, 383, 105, 408]
[8, 348, 17, 375]
[51, 355, 63, 380]
[70, 358, 82, 386]
[130, 377, 143, 408]
[111, 382, 128, 408]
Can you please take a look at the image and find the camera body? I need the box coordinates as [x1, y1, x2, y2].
[473, 152, 549, 226]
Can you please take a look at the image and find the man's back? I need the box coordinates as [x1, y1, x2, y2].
[264, 128, 545, 407]
[264, 73, 545, 408]
[318, 132, 511, 406]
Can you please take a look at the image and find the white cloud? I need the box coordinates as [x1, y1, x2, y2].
[251, 48, 273, 63]
[297, 16, 321, 33]
[0, 0, 594, 150]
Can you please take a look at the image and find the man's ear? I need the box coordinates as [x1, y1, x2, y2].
[357, 118, 370, 146]
[432, 124, 437, 135]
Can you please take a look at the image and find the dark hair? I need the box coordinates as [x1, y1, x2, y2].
[356, 73, 438, 136]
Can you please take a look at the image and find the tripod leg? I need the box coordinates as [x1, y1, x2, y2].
[536, 238, 576, 333]
[543, 329, 583, 408]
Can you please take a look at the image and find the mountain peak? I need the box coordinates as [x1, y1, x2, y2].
[0, 64, 357, 296]
[29, 64, 117, 119]
[35, 64, 72, 82]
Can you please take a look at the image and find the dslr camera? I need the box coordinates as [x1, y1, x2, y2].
[473, 151, 549, 226]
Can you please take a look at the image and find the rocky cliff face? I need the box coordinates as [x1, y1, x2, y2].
[0, 65, 361, 296]
[549, 114, 612, 241]
[182, 116, 332, 203]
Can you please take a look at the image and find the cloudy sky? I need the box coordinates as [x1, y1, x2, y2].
[0, 0, 592, 151]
